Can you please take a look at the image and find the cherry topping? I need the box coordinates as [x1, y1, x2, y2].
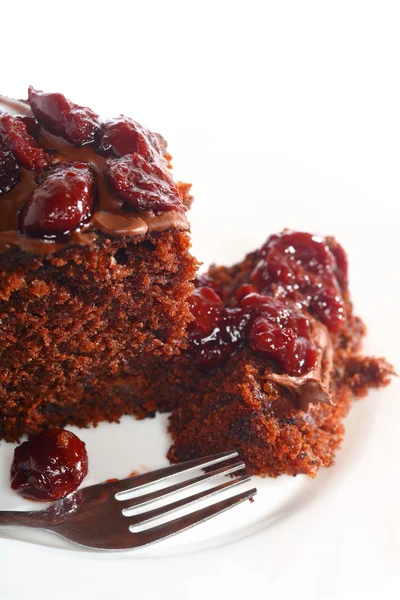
[194, 273, 221, 292]
[20, 162, 95, 239]
[241, 293, 318, 376]
[251, 231, 346, 332]
[188, 286, 225, 335]
[188, 284, 318, 375]
[10, 429, 88, 502]
[0, 112, 50, 171]
[97, 116, 163, 162]
[235, 283, 257, 302]
[17, 115, 41, 139]
[0, 149, 20, 196]
[187, 286, 250, 367]
[28, 87, 100, 146]
[107, 153, 182, 213]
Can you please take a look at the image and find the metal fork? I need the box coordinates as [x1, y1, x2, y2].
[0, 450, 256, 551]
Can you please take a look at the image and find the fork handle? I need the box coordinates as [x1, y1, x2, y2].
[0, 510, 48, 529]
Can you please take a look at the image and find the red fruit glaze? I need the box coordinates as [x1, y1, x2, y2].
[28, 87, 100, 146]
[235, 283, 257, 302]
[0, 149, 20, 196]
[20, 162, 95, 239]
[10, 429, 88, 502]
[107, 153, 182, 213]
[187, 286, 250, 367]
[188, 285, 318, 374]
[188, 287, 224, 335]
[241, 293, 318, 376]
[97, 116, 163, 162]
[251, 231, 347, 332]
[0, 113, 50, 171]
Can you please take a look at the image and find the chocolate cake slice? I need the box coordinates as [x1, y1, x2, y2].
[0, 89, 198, 441]
[166, 231, 394, 477]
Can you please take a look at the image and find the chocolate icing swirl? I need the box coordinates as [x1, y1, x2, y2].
[263, 319, 334, 411]
[0, 95, 189, 255]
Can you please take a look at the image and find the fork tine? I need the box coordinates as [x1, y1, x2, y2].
[112, 450, 239, 495]
[118, 460, 245, 507]
[126, 473, 251, 525]
[129, 487, 257, 548]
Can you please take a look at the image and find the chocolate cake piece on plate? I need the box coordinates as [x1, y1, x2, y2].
[0, 88, 198, 441]
[166, 231, 394, 477]
[0, 89, 393, 478]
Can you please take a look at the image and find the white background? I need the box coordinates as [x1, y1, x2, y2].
[1, 1, 400, 598]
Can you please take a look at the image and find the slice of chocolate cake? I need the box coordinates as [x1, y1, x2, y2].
[166, 231, 394, 477]
[0, 88, 198, 441]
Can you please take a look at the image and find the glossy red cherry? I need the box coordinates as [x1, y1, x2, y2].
[241, 293, 318, 376]
[10, 429, 88, 502]
[251, 231, 347, 332]
[235, 283, 257, 302]
[97, 116, 163, 161]
[20, 162, 95, 239]
[107, 153, 182, 213]
[28, 87, 100, 146]
[0, 112, 50, 171]
[188, 284, 318, 374]
[188, 287, 224, 335]
[187, 286, 250, 367]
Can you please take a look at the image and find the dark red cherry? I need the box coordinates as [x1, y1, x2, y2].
[241, 293, 318, 376]
[10, 429, 88, 502]
[97, 116, 163, 161]
[20, 162, 95, 239]
[28, 87, 100, 146]
[107, 153, 182, 213]
[188, 287, 224, 335]
[235, 283, 257, 302]
[251, 231, 347, 332]
[187, 286, 250, 367]
[0, 112, 50, 171]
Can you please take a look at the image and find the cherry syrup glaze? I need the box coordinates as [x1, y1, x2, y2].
[10, 429, 88, 502]
[187, 286, 317, 375]
[187, 287, 250, 367]
[251, 231, 348, 332]
[188, 230, 347, 373]
[0, 88, 186, 241]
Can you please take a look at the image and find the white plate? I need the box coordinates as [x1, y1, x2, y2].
[1, 217, 398, 599]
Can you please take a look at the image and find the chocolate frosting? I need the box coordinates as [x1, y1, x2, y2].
[0, 95, 189, 255]
[263, 319, 334, 411]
